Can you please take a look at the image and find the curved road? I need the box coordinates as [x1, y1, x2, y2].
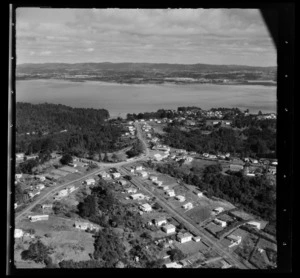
[15, 123, 150, 223]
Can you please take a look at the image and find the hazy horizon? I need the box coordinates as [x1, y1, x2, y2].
[16, 61, 277, 68]
[16, 8, 277, 67]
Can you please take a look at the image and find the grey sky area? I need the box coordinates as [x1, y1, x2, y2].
[16, 8, 277, 66]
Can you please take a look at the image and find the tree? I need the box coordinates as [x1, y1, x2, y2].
[21, 240, 51, 263]
[60, 154, 73, 165]
[168, 248, 185, 261]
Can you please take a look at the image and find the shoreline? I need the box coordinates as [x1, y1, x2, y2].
[16, 78, 277, 88]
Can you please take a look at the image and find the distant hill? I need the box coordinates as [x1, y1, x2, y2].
[17, 62, 276, 72]
[16, 62, 277, 84]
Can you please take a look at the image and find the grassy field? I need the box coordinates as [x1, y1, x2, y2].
[174, 240, 209, 256]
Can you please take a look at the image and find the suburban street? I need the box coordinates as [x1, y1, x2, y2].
[119, 166, 251, 269]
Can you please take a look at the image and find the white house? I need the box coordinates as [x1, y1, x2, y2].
[212, 207, 224, 215]
[28, 191, 40, 198]
[154, 154, 162, 161]
[197, 192, 204, 197]
[14, 203, 18, 209]
[15, 174, 22, 180]
[42, 204, 53, 210]
[75, 221, 100, 232]
[140, 203, 152, 212]
[130, 193, 145, 200]
[193, 236, 201, 242]
[165, 262, 182, 268]
[227, 234, 242, 247]
[162, 185, 169, 191]
[177, 232, 193, 243]
[84, 178, 96, 186]
[247, 221, 261, 230]
[28, 215, 49, 222]
[16, 153, 25, 160]
[127, 188, 137, 194]
[162, 224, 176, 234]
[166, 189, 175, 197]
[112, 172, 121, 179]
[182, 202, 193, 210]
[185, 157, 193, 163]
[176, 195, 185, 202]
[36, 184, 45, 191]
[154, 217, 167, 227]
[14, 229, 24, 238]
[139, 171, 148, 178]
[153, 180, 163, 186]
[135, 166, 143, 171]
[149, 176, 158, 182]
[119, 180, 127, 186]
[214, 218, 227, 227]
[99, 171, 110, 179]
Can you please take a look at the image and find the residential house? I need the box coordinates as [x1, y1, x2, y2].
[135, 166, 143, 171]
[227, 234, 242, 247]
[153, 180, 163, 186]
[130, 193, 145, 200]
[119, 180, 127, 186]
[139, 171, 148, 178]
[182, 202, 193, 210]
[74, 221, 100, 232]
[212, 207, 224, 215]
[193, 236, 201, 242]
[162, 185, 169, 191]
[127, 188, 137, 194]
[166, 189, 175, 197]
[140, 203, 152, 212]
[99, 171, 111, 179]
[162, 224, 176, 234]
[164, 262, 182, 268]
[214, 218, 227, 227]
[112, 172, 121, 179]
[36, 184, 45, 191]
[197, 192, 204, 197]
[42, 204, 53, 210]
[153, 153, 162, 161]
[175, 195, 186, 202]
[28, 215, 49, 222]
[149, 176, 158, 182]
[15, 173, 22, 180]
[84, 178, 96, 186]
[247, 221, 261, 230]
[28, 190, 40, 198]
[153, 217, 167, 227]
[177, 232, 193, 243]
[14, 229, 24, 238]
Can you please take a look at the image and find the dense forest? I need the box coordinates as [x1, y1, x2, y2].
[147, 162, 276, 222]
[162, 122, 276, 158]
[16, 103, 124, 157]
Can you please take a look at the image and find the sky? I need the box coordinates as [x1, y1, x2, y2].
[16, 8, 277, 67]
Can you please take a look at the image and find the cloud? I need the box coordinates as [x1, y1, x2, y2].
[16, 8, 277, 66]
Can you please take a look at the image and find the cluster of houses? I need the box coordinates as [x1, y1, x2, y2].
[256, 113, 276, 120]
[203, 152, 230, 160]
[150, 216, 202, 248]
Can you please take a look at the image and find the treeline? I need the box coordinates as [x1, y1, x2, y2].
[162, 124, 276, 158]
[16, 102, 109, 134]
[16, 103, 124, 157]
[150, 162, 275, 222]
[127, 109, 179, 121]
